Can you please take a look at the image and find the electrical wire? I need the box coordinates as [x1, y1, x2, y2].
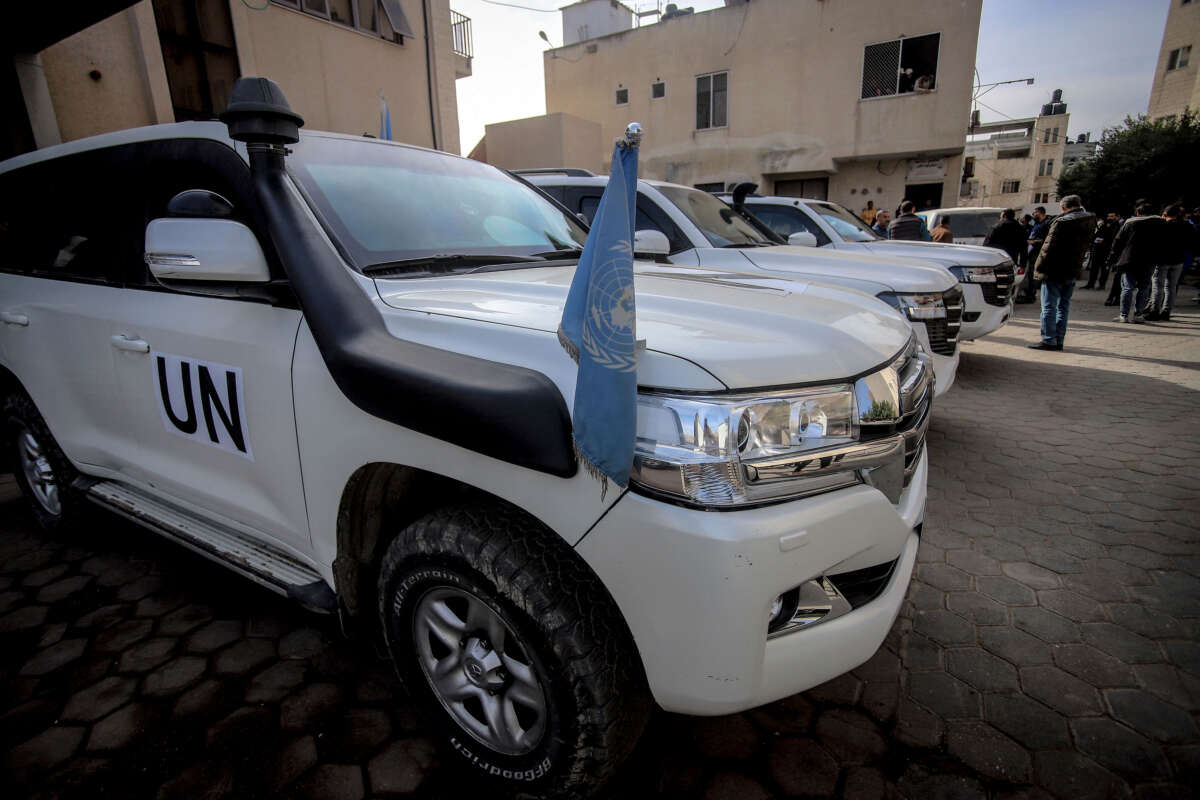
[723, 1, 750, 56]
[478, 0, 559, 11]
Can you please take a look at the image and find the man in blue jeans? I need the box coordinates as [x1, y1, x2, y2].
[1028, 195, 1096, 351]
[1107, 201, 1164, 324]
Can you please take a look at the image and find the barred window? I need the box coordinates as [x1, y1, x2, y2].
[860, 33, 940, 99]
[615, 87, 629, 105]
[696, 71, 728, 130]
[1001, 179, 1020, 193]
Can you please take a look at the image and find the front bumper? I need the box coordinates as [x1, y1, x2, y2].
[958, 282, 1012, 340]
[911, 323, 959, 397]
[575, 446, 927, 716]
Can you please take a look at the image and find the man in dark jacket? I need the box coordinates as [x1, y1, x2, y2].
[1029, 195, 1096, 350]
[1018, 207, 1053, 302]
[1146, 205, 1199, 320]
[983, 208, 1025, 264]
[888, 201, 932, 241]
[1107, 200, 1165, 323]
[1083, 211, 1120, 290]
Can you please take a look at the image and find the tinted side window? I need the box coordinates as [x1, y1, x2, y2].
[746, 204, 831, 246]
[128, 138, 276, 286]
[0, 150, 142, 284]
[574, 190, 689, 253]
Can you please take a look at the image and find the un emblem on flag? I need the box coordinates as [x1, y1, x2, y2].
[581, 251, 637, 373]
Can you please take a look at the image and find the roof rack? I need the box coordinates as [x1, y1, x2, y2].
[510, 168, 596, 177]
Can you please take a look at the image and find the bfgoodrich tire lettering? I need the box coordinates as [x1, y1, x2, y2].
[377, 503, 650, 797]
[4, 392, 86, 532]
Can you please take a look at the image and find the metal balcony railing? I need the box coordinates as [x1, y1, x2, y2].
[451, 10, 472, 59]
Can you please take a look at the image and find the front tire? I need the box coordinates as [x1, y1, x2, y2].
[377, 503, 650, 797]
[4, 392, 86, 532]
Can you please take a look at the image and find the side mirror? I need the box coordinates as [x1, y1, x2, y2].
[787, 231, 819, 247]
[633, 229, 670, 257]
[145, 218, 271, 283]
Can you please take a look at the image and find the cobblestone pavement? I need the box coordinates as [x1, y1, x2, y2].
[2, 288, 1199, 799]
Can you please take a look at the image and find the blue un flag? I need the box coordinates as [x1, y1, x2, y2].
[558, 132, 640, 491]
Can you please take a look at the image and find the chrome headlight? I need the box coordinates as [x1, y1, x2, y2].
[949, 266, 998, 283]
[877, 292, 947, 320]
[630, 338, 921, 508]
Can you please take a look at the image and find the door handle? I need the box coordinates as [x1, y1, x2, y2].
[0, 312, 29, 326]
[111, 335, 150, 353]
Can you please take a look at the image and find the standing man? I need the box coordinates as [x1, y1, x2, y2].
[861, 200, 877, 226]
[888, 201, 932, 241]
[1084, 211, 1120, 290]
[1028, 195, 1096, 350]
[931, 217, 954, 243]
[872, 209, 891, 237]
[1018, 206, 1052, 302]
[1107, 200, 1165, 323]
[1146, 205, 1198, 320]
[984, 208, 1025, 264]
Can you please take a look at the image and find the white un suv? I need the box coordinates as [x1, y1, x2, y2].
[727, 194, 1019, 342]
[0, 79, 927, 798]
[523, 172, 964, 395]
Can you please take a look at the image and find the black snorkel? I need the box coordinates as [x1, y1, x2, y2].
[221, 77, 575, 478]
[727, 182, 785, 244]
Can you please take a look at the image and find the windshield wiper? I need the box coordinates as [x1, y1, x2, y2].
[530, 248, 584, 259]
[362, 253, 545, 276]
[719, 242, 768, 248]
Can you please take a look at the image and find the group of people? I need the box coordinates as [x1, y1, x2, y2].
[1004, 196, 1196, 351]
[860, 200, 954, 242]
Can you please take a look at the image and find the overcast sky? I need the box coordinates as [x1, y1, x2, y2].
[452, 0, 1171, 156]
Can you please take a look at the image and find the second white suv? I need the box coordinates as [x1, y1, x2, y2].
[525, 173, 964, 395]
[729, 195, 1018, 342]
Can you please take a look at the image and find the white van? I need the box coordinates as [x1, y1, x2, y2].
[917, 206, 1006, 246]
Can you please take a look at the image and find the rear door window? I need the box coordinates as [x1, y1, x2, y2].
[0, 151, 142, 284]
[573, 190, 689, 253]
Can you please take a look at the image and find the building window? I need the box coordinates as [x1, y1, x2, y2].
[615, 87, 629, 105]
[1001, 179, 1021, 193]
[1045, 159, 1054, 176]
[774, 177, 829, 201]
[651, 81, 665, 99]
[1032, 191, 1050, 203]
[153, 0, 240, 121]
[1167, 45, 1192, 70]
[696, 71, 728, 130]
[860, 32, 940, 99]
[274, 0, 413, 41]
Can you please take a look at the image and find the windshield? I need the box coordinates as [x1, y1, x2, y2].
[937, 211, 1002, 239]
[809, 202, 880, 242]
[288, 134, 588, 271]
[654, 185, 772, 247]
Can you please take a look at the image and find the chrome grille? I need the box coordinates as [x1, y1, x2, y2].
[924, 286, 963, 356]
[860, 345, 933, 492]
[981, 262, 1015, 306]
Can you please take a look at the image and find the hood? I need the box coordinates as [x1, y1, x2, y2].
[373, 262, 912, 390]
[737, 246, 958, 293]
[858, 239, 1013, 267]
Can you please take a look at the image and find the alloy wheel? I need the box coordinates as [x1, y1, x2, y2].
[16, 427, 61, 516]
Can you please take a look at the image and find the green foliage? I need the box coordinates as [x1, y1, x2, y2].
[1057, 110, 1200, 215]
[862, 400, 898, 422]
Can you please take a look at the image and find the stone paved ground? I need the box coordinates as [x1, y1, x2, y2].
[1, 287, 1198, 799]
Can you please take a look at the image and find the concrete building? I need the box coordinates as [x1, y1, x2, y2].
[959, 92, 1070, 214]
[1147, 0, 1200, 120]
[1062, 133, 1098, 169]
[480, 0, 982, 212]
[2, 0, 472, 161]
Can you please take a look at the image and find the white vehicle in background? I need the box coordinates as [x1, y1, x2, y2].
[917, 206, 1006, 247]
[727, 194, 1018, 342]
[523, 172, 964, 395]
[0, 79, 929, 797]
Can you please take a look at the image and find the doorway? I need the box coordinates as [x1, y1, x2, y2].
[904, 182, 944, 211]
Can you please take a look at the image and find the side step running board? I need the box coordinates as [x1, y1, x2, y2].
[83, 480, 337, 614]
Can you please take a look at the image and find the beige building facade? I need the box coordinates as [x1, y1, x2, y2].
[4, 0, 471, 159]
[483, 0, 981, 213]
[1147, 0, 1200, 120]
[960, 98, 1070, 215]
